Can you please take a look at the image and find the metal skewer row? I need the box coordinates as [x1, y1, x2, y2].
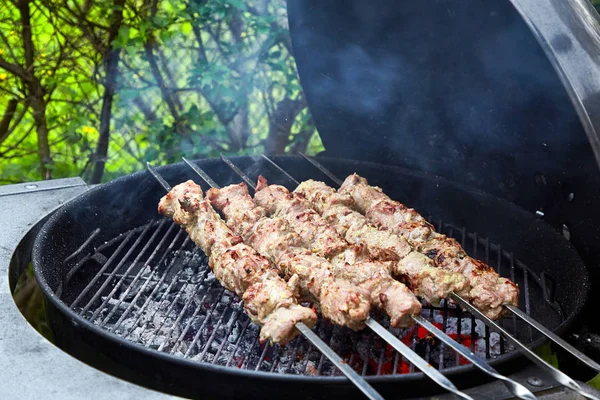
[145, 163, 384, 400]
[293, 152, 600, 400]
[214, 155, 538, 400]
[181, 157, 477, 400]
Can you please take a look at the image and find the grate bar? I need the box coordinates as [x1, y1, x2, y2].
[198, 294, 236, 362]
[143, 253, 204, 346]
[71, 229, 136, 309]
[156, 268, 209, 352]
[91, 219, 168, 321]
[316, 324, 338, 375]
[131, 251, 196, 341]
[181, 286, 225, 358]
[255, 343, 271, 372]
[211, 307, 243, 363]
[114, 233, 189, 334]
[269, 345, 282, 373]
[101, 222, 178, 328]
[240, 327, 261, 370]
[225, 319, 253, 367]
[82, 222, 154, 315]
[169, 282, 220, 356]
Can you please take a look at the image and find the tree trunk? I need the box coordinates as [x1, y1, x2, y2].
[90, 0, 126, 184]
[18, 0, 53, 179]
[29, 81, 52, 179]
[225, 106, 249, 152]
[264, 98, 306, 154]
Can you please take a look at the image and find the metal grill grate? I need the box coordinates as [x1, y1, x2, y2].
[60, 212, 563, 377]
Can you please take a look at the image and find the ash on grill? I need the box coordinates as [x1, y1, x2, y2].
[67, 216, 527, 377]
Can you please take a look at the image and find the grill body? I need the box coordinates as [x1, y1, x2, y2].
[32, 156, 589, 399]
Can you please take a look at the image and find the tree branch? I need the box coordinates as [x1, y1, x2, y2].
[144, 39, 181, 123]
[157, 48, 184, 112]
[0, 99, 19, 145]
[133, 96, 157, 122]
[0, 56, 29, 82]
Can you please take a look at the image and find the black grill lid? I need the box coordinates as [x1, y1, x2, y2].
[287, 0, 591, 198]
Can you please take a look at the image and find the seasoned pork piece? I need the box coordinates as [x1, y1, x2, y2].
[295, 180, 470, 305]
[254, 176, 422, 327]
[255, 177, 347, 258]
[158, 180, 317, 344]
[339, 173, 519, 319]
[207, 183, 370, 330]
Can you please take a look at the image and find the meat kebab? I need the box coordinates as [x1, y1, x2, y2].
[158, 180, 317, 344]
[253, 176, 422, 328]
[339, 174, 519, 319]
[295, 179, 470, 305]
[207, 182, 371, 331]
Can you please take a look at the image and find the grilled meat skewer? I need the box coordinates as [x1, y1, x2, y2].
[207, 183, 371, 330]
[253, 176, 422, 328]
[295, 179, 470, 305]
[158, 180, 317, 344]
[339, 174, 519, 319]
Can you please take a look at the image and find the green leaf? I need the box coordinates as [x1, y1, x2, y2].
[588, 374, 600, 390]
[181, 22, 192, 35]
[117, 25, 130, 47]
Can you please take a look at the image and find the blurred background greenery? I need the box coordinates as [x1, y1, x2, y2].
[0, 0, 323, 185]
[2, 0, 600, 185]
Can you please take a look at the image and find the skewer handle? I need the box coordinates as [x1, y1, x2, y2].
[412, 315, 536, 400]
[506, 304, 600, 373]
[451, 294, 600, 400]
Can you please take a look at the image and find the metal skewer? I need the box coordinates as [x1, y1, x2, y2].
[451, 294, 598, 400]
[259, 154, 536, 400]
[506, 304, 600, 373]
[146, 162, 384, 400]
[296, 152, 600, 400]
[191, 156, 475, 400]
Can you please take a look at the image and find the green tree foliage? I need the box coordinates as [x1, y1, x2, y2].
[0, 0, 324, 184]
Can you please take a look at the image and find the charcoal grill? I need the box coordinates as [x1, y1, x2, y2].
[28, 155, 597, 399]
[5, 0, 600, 398]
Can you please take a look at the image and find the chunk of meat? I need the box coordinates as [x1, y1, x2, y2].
[158, 180, 317, 344]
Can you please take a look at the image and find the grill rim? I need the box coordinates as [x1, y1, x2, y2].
[31, 155, 590, 386]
